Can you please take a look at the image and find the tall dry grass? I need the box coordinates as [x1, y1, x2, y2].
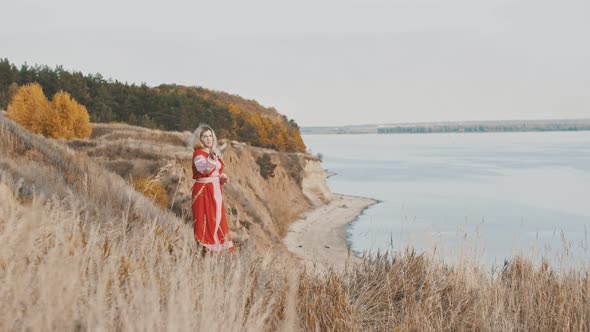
[0, 113, 302, 331]
[0, 113, 179, 228]
[0, 178, 298, 331]
[296, 250, 590, 331]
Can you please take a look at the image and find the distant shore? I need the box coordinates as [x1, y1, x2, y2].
[284, 194, 378, 273]
[301, 118, 590, 135]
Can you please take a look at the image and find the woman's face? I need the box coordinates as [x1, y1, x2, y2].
[200, 130, 213, 148]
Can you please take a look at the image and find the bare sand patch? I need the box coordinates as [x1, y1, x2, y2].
[284, 194, 378, 273]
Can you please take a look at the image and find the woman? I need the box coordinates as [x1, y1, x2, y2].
[190, 124, 234, 253]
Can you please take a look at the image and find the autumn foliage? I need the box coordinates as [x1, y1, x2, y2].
[51, 91, 92, 139]
[5, 82, 51, 135]
[6, 83, 92, 139]
[0, 59, 305, 152]
[228, 103, 306, 152]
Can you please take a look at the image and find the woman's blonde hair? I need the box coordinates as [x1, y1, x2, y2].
[189, 123, 220, 155]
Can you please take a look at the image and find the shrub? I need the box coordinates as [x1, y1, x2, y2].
[256, 153, 277, 180]
[131, 176, 168, 208]
[280, 153, 303, 186]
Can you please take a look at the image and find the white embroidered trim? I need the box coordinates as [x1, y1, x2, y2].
[200, 241, 234, 252]
[194, 155, 218, 174]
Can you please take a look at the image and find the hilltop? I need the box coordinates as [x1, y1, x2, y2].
[0, 58, 305, 152]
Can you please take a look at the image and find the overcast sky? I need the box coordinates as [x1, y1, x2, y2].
[2, 0, 589, 126]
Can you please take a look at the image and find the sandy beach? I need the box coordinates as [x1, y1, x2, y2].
[284, 194, 378, 273]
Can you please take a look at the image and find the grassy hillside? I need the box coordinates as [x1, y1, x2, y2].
[0, 59, 306, 152]
[1, 113, 589, 331]
[0, 111, 299, 330]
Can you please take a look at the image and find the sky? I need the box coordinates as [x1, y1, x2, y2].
[2, 0, 589, 126]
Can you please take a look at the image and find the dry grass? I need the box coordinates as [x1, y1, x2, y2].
[0, 179, 298, 331]
[0, 113, 178, 229]
[292, 248, 590, 331]
[83, 123, 192, 161]
[2, 113, 590, 331]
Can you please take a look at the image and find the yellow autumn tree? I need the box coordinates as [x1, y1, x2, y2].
[7, 84, 92, 139]
[228, 103, 243, 139]
[6, 83, 51, 135]
[50, 91, 76, 139]
[51, 91, 92, 139]
[71, 101, 92, 139]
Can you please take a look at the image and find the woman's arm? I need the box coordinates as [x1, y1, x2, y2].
[194, 155, 217, 174]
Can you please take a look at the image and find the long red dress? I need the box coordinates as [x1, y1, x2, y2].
[191, 149, 234, 253]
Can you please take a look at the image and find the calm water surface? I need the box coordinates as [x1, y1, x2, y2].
[303, 131, 590, 268]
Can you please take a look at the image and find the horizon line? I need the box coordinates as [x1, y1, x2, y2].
[300, 117, 590, 128]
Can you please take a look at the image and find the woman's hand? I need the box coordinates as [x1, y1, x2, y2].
[208, 150, 218, 161]
[220, 173, 229, 185]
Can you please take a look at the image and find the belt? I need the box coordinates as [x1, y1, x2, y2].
[195, 176, 220, 184]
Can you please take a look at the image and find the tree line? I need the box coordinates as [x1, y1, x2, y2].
[377, 122, 590, 134]
[0, 58, 306, 152]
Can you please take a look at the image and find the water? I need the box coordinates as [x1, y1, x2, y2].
[303, 131, 590, 268]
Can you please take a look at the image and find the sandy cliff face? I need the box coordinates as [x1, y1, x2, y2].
[64, 123, 332, 251]
[217, 143, 309, 249]
[192, 143, 334, 250]
[301, 159, 333, 207]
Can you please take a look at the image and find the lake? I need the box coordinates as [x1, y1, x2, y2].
[303, 131, 590, 268]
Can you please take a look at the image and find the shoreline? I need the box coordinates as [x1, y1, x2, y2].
[283, 193, 378, 273]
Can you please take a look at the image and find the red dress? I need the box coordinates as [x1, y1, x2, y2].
[191, 149, 234, 253]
